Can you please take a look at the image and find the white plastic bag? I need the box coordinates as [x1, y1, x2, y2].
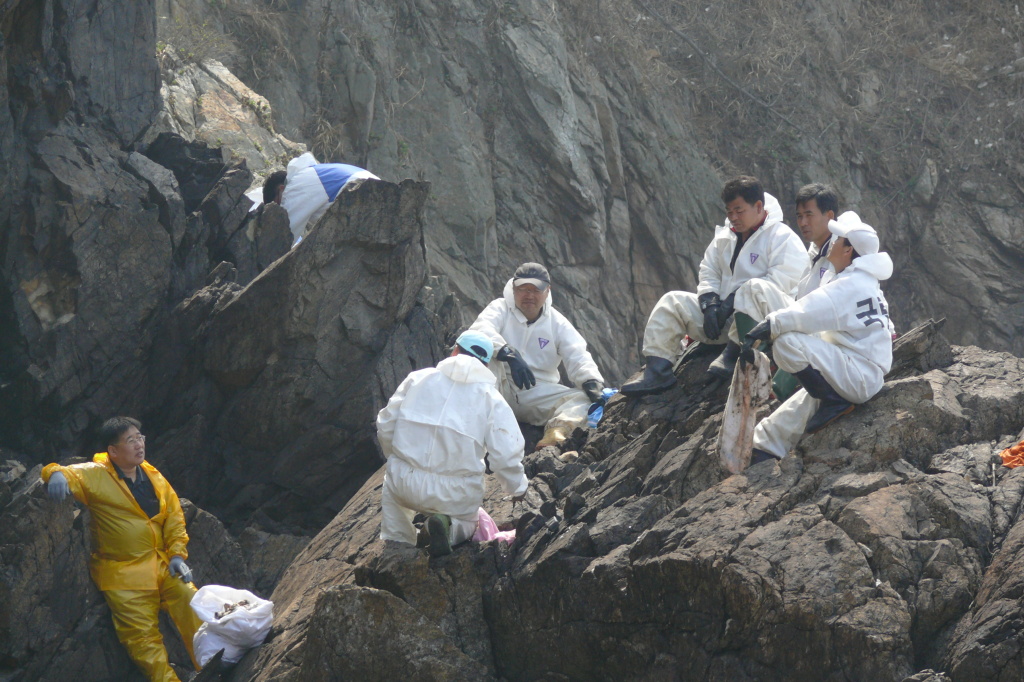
[191, 585, 274, 666]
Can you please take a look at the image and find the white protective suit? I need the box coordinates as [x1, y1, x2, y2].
[469, 279, 604, 431]
[280, 153, 379, 244]
[377, 354, 527, 546]
[752, 251, 894, 458]
[796, 239, 834, 300]
[643, 193, 810, 359]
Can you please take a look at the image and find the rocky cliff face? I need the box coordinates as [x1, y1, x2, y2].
[158, 0, 1024, 376]
[4, 0, 1024, 680]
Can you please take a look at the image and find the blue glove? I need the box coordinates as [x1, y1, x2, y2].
[169, 556, 194, 583]
[47, 471, 70, 501]
[496, 345, 536, 389]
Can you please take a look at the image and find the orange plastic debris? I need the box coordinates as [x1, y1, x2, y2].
[1000, 440, 1024, 468]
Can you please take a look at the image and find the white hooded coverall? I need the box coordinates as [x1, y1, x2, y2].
[643, 193, 809, 359]
[469, 279, 604, 431]
[751, 251, 894, 458]
[377, 354, 528, 545]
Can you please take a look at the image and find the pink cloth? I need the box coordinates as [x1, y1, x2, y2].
[472, 507, 517, 543]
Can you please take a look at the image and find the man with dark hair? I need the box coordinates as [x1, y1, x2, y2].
[794, 183, 839, 297]
[42, 417, 202, 682]
[744, 212, 893, 465]
[622, 175, 808, 396]
[469, 262, 607, 450]
[262, 170, 288, 205]
[377, 330, 528, 557]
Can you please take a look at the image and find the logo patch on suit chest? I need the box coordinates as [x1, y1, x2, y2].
[819, 267, 827, 278]
[538, 338, 550, 349]
[750, 253, 759, 264]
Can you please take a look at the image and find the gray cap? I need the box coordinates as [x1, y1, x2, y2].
[513, 262, 550, 290]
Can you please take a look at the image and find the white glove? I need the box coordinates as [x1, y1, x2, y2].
[169, 556, 194, 583]
[47, 472, 70, 501]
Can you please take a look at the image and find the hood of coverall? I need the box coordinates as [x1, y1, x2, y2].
[437, 353, 499, 384]
[502, 277, 551, 324]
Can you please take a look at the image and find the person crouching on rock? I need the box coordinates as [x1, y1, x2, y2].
[743, 213, 894, 465]
[41, 417, 203, 682]
[376, 330, 528, 557]
[468, 262, 607, 450]
[621, 175, 809, 396]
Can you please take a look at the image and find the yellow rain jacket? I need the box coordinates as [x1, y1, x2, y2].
[41, 454, 189, 591]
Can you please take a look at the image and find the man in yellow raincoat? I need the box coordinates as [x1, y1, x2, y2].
[41, 417, 202, 682]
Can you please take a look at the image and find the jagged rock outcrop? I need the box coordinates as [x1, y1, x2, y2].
[233, 327, 1024, 681]
[146, 178, 459, 531]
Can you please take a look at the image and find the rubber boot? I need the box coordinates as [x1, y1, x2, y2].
[749, 448, 781, 466]
[708, 312, 760, 380]
[772, 369, 800, 402]
[620, 356, 676, 396]
[426, 514, 452, 557]
[535, 425, 570, 451]
[794, 367, 855, 433]
[707, 342, 740, 381]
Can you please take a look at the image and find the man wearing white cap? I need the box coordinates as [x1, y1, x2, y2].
[622, 176, 808, 396]
[742, 211, 894, 464]
[469, 262, 606, 450]
[376, 330, 528, 557]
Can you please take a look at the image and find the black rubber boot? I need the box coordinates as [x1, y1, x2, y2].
[621, 356, 677, 397]
[706, 342, 741, 381]
[749, 448, 781, 466]
[794, 367, 855, 433]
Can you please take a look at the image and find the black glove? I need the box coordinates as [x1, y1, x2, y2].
[699, 292, 723, 341]
[496, 345, 536, 389]
[718, 292, 736, 329]
[582, 379, 605, 403]
[740, 319, 772, 365]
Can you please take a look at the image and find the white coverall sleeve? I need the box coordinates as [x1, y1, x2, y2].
[763, 231, 810, 296]
[469, 299, 510, 350]
[556, 314, 604, 385]
[769, 280, 853, 338]
[485, 396, 528, 496]
[696, 237, 725, 296]
[376, 375, 414, 459]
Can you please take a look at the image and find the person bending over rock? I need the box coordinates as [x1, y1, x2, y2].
[42, 417, 202, 682]
[376, 331, 528, 557]
[259, 152, 380, 245]
[470, 262, 607, 450]
[744, 213, 894, 465]
[621, 175, 809, 396]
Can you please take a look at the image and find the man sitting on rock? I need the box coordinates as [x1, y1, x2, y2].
[377, 330, 528, 557]
[622, 175, 809, 396]
[42, 417, 202, 682]
[745, 212, 894, 465]
[469, 262, 607, 450]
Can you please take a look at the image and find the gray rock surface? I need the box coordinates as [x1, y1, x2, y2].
[231, 327, 1024, 681]
[160, 0, 1024, 379]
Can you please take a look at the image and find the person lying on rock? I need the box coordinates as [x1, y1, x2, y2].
[745, 213, 894, 465]
[621, 175, 809, 396]
[469, 262, 607, 450]
[376, 330, 528, 557]
[41, 417, 203, 682]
